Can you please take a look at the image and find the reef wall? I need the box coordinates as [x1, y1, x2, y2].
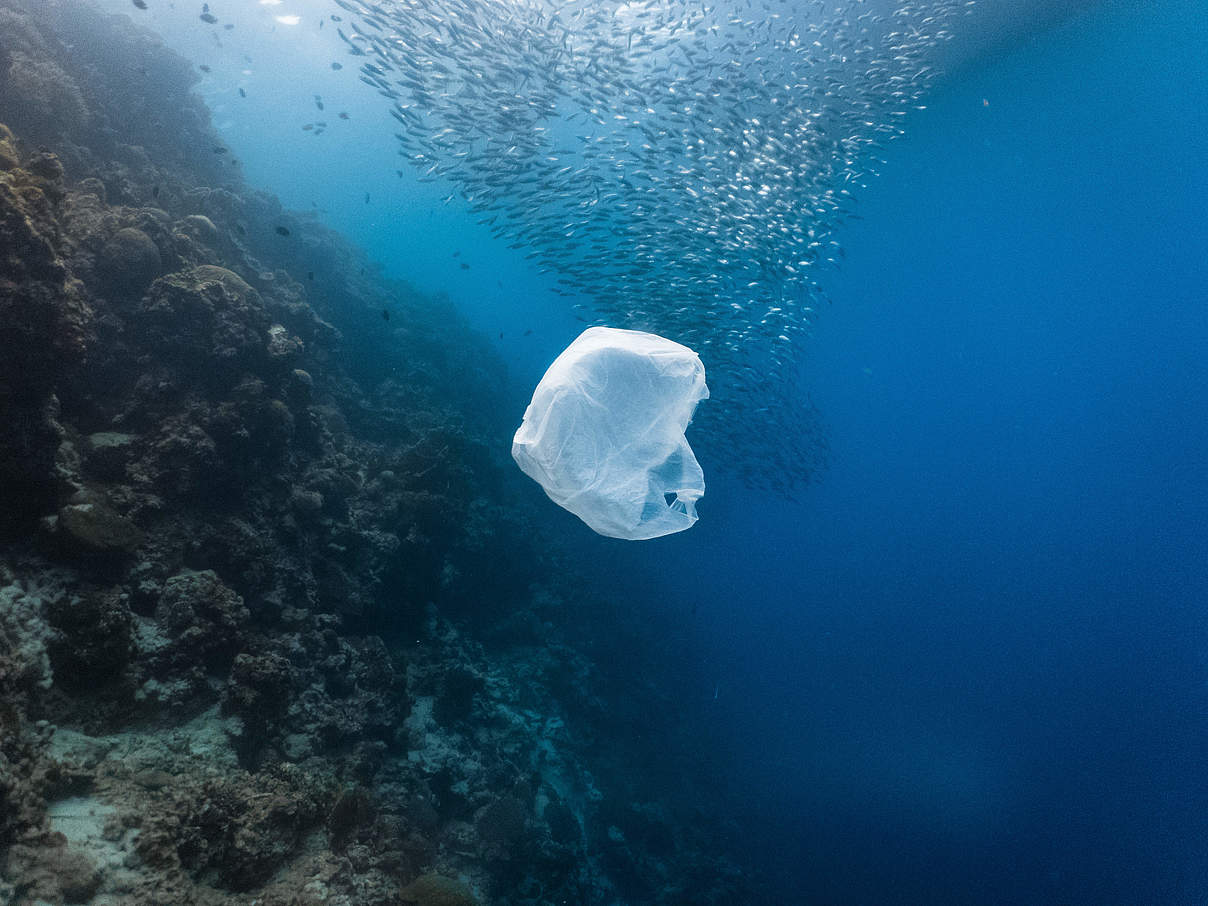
[0, 1, 750, 904]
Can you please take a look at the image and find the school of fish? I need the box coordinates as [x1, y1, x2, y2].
[331, 0, 974, 494]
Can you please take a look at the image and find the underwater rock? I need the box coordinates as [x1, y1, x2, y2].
[57, 499, 142, 553]
[23, 149, 64, 192]
[0, 701, 55, 853]
[287, 367, 313, 401]
[148, 768, 331, 892]
[325, 783, 374, 852]
[137, 264, 270, 387]
[0, 579, 53, 693]
[0, 394, 66, 536]
[0, 173, 59, 281]
[432, 663, 484, 726]
[209, 377, 295, 471]
[97, 226, 161, 296]
[289, 632, 405, 755]
[1, 54, 89, 141]
[153, 569, 249, 674]
[45, 585, 134, 691]
[2, 840, 102, 903]
[223, 650, 294, 764]
[399, 872, 480, 906]
[544, 797, 581, 847]
[266, 322, 304, 365]
[475, 794, 529, 859]
[178, 213, 218, 244]
[137, 412, 222, 500]
[0, 140, 93, 534]
[289, 486, 324, 518]
[75, 176, 105, 202]
[82, 431, 138, 482]
[0, 123, 18, 171]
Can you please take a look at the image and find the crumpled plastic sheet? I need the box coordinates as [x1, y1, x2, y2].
[512, 327, 709, 540]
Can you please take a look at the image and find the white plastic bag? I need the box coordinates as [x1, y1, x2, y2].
[512, 327, 709, 540]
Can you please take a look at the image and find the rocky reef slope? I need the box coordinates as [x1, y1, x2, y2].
[0, 1, 749, 904]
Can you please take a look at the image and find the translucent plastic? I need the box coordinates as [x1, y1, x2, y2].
[512, 327, 709, 540]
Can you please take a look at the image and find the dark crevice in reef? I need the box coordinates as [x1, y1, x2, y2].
[0, 1, 753, 904]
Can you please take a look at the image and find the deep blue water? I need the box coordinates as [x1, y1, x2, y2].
[101, 0, 1208, 900]
[603, 1, 1208, 901]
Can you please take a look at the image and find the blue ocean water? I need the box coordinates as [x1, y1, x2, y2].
[91, 0, 1207, 900]
[607, 1, 1208, 901]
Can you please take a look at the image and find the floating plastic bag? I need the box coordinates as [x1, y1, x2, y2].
[512, 326, 709, 540]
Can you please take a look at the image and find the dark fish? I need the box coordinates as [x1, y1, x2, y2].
[238, 87, 246, 98]
[199, 64, 211, 72]
[364, 192, 370, 204]
[499, 331, 503, 339]
[275, 226, 290, 236]
[315, 95, 324, 110]
[302, 123, 314, 131]
[331, 14, 342, 21]
[460, 262, 470, 270]
[200, 12, 217, 24]
[307, 271, 314, 280]
[331, 62, 343, 70]
[523, 329, 533, 336]
[235, 223, 246, 236]
[212, 146, 227, 154]
[381, 309, 390, 321]
[152, 185, 160, 198]
[338, 111, 349, 120]
[132, 0, 147, 9]
[223, 23, 233, 30]
[452, 250, 460, 257]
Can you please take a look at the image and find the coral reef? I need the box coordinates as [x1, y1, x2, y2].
[0, 0, 755, 904]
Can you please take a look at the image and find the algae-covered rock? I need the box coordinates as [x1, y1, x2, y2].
[2, 54, 89, 140]
[76, 176, 106, 202]
[142, 768, 330, 892]
[45, 586, 134, 690]
[137, 265, 270, 385]
[178, 213, 218, 244]
[0, 580, 53, 692]
[0, 122, 18, 170]
[0, 146, 92, 533]
[155, 569, 249, 673]
[266, 322, 304, 363]
[400, 873, 480, 906]
[98, 226, 161, 296]
[24, 149, 63, 185]
[1, 842, 102, 904]
[58, 500, 142, 552]
[83, 431, 138, 481]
